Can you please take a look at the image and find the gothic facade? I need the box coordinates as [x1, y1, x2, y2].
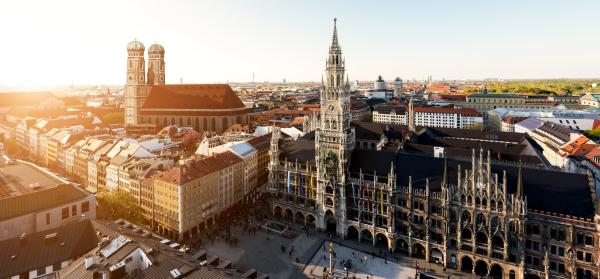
[268, 19, 599, 279]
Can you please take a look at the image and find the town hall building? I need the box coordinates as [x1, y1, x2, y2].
[268, 19, 599, 279]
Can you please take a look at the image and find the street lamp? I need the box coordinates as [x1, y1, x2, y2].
[344, 267, 348, 279]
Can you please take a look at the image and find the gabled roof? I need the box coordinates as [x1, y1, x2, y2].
[0, 219, 100, 278]
[561, 135, 596, 156]
[0, 184, 89, 221]
[537, 122, 572, 142]
[155, 151, 242, 185]
[246, 133, 271, 151]
[142, 84, 246, 110]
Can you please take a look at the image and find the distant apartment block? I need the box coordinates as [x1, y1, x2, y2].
[373, 105, 483, 129]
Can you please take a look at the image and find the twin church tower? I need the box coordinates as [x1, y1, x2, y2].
[124, 41, 165, 125]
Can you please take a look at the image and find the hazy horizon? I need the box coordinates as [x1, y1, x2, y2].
[2, 0, 600, 87]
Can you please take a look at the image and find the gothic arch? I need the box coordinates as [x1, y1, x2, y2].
[284, 208, 293, 221]
[325, 185, 334, 194]
[361, 229, 373, 243]
[430, 248, 443, 263]
[490, 264, 503, 279]
[476, 213, 486, 226]
[346, 225, 359, 241]
[336, 74, 341, 86]
[374, 233, 388, 249]
[476, 231, 488, 244]
[461, 228, 472, 240]
[330, 75, 334, 87]
[396, 238, 409, 253]
[460, 256, 473, 273]
[306, 214, 316, 227]
[295, 211, 305, 224]
[324, 210, 336, 233]
[491, 216, 500, 229]
[474, 260, 489, 277]
[492, 234, 504, 249]
[325, 198, 334, 206]
[462, 211, 472, 225]
[412, 243, 426, 259]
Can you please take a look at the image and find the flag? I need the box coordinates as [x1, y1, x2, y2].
[310, 175, 314, 199]
[298, 171, 303, 196]
[287, 170, 291, 193]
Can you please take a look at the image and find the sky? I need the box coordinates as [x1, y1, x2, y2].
[1, 0, 600, 87]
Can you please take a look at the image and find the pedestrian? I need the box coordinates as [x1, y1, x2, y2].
[352, 252, 355, 258]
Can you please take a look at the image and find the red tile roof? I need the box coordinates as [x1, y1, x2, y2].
[502, 116, 528, 124]
[142, 84, 246, 110]
[154, 151, 242, 185]
[561, 135, 595, 155]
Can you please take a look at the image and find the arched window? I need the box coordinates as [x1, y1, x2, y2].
[337, 74, 341, 86]
[223, 118, 228, 130]
[476, 213, 486, 226]
[461, 211, 471, 224]
[330, 75, 334, 87]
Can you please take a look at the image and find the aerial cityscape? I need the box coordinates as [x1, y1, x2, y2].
[1, 1, 600, 279]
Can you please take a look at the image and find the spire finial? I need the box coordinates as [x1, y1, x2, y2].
[331, 18, 339, 48]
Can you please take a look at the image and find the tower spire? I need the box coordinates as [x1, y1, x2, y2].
[517, 165, 523, 197]
[442, 156, 448, 188]
[331, 18, 339, 49]
[408, 94, 415, 132]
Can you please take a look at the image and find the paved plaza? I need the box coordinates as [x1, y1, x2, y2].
[304, 242, 417, 279]
[199, 219, 478, 279]
[202, 225, 322, 279]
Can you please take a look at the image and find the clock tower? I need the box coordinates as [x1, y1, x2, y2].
[315, 18, 355, 233]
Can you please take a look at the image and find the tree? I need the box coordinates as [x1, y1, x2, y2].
[583, 129, 600, 140]
[96, 189, 144, 224]
[102, 112, 124, 124]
